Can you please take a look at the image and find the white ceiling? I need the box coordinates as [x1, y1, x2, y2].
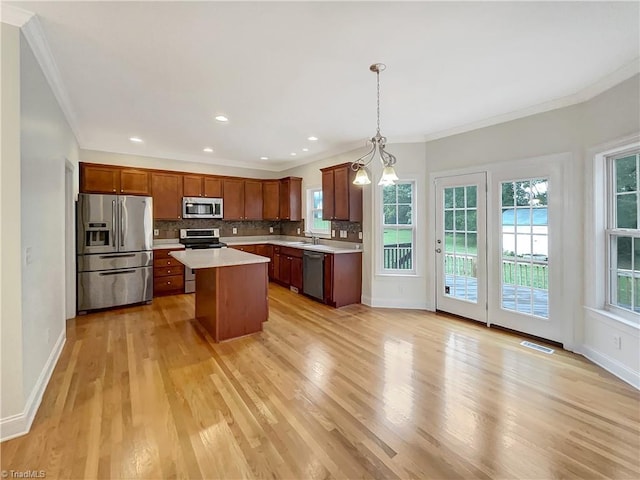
[6, 1, 640, 171]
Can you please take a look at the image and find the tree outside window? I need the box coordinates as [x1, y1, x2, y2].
[382, 182, 414, 271]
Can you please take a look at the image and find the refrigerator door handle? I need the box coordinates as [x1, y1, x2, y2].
[111, 199, 116, 247]
[120, 199, 125, 247]
[98, 270, 136, 276]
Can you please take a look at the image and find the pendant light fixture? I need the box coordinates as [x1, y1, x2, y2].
[351, 63, 398, 186]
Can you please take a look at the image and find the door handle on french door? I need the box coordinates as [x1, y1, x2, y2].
[436, 248, 442, 253]
[120, 200, 125, 247]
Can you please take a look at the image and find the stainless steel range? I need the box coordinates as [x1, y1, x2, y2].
[179, 228, 227, 293]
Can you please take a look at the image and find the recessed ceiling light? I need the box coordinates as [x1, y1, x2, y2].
[290, 152, 297, 156]
[129, 137, 143, 143]
[215, 115, 229, 122]
[307, 136, 318, 141]
[203, 147, 213, 153]
[302, 148, 309, 152]
[260, 156, 269, 160]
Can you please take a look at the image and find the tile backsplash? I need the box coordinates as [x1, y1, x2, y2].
[154, 219, 362, 243]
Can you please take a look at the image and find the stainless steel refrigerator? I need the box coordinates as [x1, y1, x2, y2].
[77, 193, 153, 313]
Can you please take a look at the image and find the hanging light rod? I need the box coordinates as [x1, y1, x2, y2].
[351, 63, 398, 186]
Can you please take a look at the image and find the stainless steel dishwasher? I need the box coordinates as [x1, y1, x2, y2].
[303, 251, 324, 300]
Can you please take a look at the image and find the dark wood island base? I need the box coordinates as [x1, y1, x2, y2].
[195, 262, 269, 342]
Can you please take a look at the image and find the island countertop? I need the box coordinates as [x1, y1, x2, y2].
[170, 248, 270, 270]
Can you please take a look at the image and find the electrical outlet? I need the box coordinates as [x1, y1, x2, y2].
[24, 246, 33, 266]
[213, 228, 220, 237]
[331, 230, 336, 238]
[232, 227, 237, 235]
[269, 227, 274, 233]
[297, 228, 301, 235]
[340, 230, 347, 238]
[154, 229, 159, 236]
[358, 231, 363, 240]
[613, 334, 622, 350]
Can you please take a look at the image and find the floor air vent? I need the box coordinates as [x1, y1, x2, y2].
[520, 341, 554, 354]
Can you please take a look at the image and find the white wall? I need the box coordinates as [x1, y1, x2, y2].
[0, 21, 80, 441]
[80, 149, 279, 180]
[20, 28, 79, 400]
[0, 23, 25, 424]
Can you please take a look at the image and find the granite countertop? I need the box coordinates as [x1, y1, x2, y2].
[223, 237, 363, 255]
[154, 236, 362, 254]
[169, 248, 269, 269]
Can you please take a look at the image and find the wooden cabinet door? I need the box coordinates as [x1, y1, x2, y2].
[279, 255, 292, 285]
[223, 178, 245, 220]
[273, 253, 281, 282]
[81, 164, 120, 193]
[203, 177, 223, 197]
[183, 174, 203, 197]
[244, 180, 263, 220]
[333, 165, 350, 220]
[120, 168, 150, 195]
[322, 170, 335, 220]
[262, 180, 280, 220]
[152, 172, 183, 220]
[279, 177, 302, 221]
[291, 256, 303, 291]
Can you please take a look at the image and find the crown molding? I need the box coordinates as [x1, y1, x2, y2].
[424, 58, 640, 143]
[20, 15, 84, 145]
[0, 4, 34, 27]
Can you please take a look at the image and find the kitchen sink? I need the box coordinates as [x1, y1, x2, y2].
[284, 241, 308, 245]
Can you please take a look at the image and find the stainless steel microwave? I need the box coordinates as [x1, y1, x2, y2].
[182, 197, 223, 219]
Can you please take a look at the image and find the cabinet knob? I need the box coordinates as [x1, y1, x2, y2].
[112, 189, 116, 192]
[167, 281, 171, 285]
[178, 216, 181, 219]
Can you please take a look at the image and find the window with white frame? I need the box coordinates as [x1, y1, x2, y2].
[382, 181, 415, 272]
[607, 149, 640, 322]
[306, 187, 330, 235]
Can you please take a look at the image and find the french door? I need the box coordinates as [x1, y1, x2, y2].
[436, 167, 563, 343]
[435, 173, 487, 322]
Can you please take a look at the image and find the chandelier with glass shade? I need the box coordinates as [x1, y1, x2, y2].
[351, 63, 398, 186]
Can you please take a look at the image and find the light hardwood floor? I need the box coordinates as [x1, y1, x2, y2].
[2, 284, 639, 479]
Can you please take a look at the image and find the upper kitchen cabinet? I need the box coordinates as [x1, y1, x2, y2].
[223, 178, 263, 220]
[80, 163, 150, 195]
[320, 163, 362, 222]
[279, 177, 302, 221]
[151, 172, 183, 220]
[244, 180, 263, 220]
[222, 178, 244, 220]
[262, 180, 280, 220]
[183, 174, 223, 198]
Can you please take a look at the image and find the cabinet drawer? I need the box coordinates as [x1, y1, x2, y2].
[281, 246, 303, 258]
[154, 257, 183, 268]
[154, 274, 184, 293]
[154, 265, 184, 277]
[154, 248, 183, 259]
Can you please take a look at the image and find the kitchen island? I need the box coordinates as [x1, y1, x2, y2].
[169, 248, 270, 342]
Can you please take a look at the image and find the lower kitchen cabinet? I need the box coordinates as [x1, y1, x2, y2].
[276, 246, 303, 291]
[324, 253, 362, 307]
[153, 248, 185, 296]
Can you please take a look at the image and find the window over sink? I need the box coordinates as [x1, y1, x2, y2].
[306, 187, 330, 235]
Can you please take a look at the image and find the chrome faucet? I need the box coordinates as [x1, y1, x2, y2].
[312, 236, 320, 245]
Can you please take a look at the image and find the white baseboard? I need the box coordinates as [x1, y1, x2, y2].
[582, 345, 640, 390]
[363, 296, 429, 310]
[0, 330, 66, 442]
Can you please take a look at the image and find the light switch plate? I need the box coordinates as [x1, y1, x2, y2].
[213, 228, 220, 237]
[297, 228, 301, 234]
[358, 231, 363, 240]
[24, 246, 33, 266]
[340, 230, 347, 238]
[154, 229, 159, 236]
[269, 227, 274, 233]
[232, 227, 237, 234]
[331, 230, 336, 238]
